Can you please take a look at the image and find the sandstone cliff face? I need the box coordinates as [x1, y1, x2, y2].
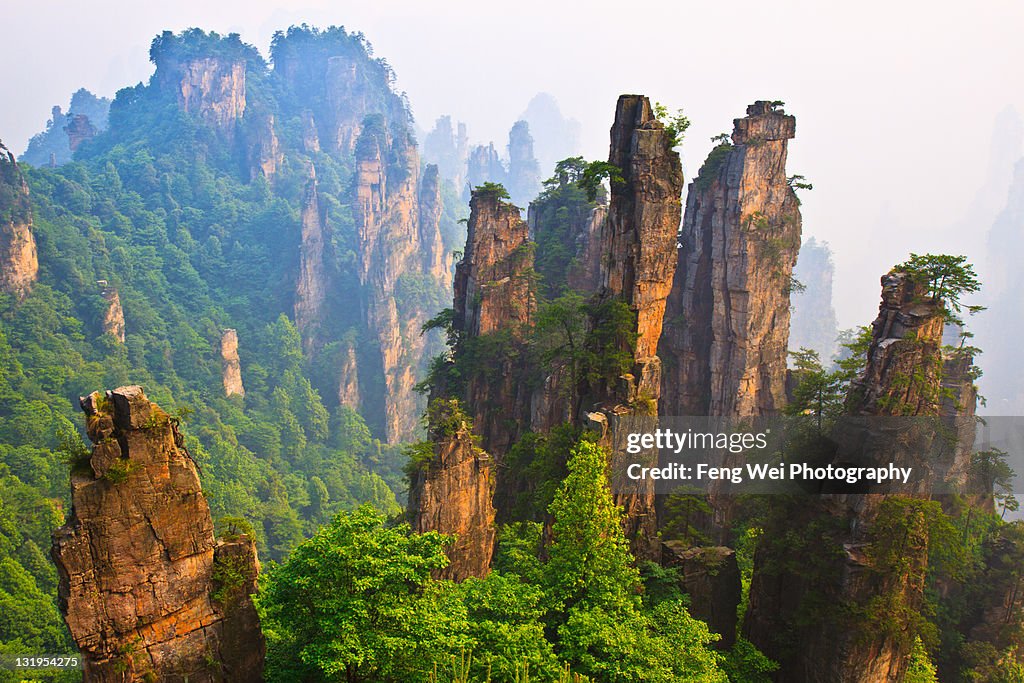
[661, 101, 801, 418]
[247, 113, 283, 182]
[353, 119, 449, 443]
[745, 272, 952, 683]
[221, 329, 244, 397]
[590, 94, 683, 560]
[294, 164, 327, 353]
[465, 143, 506, 199]
[100, 284, 125, 342]
[65, 114, 97, 152]
[0, 141, 38, 298]
[452, 188, 535, 460]
[160, 57, 247, 130]
[52, 386, 263, 682]
[408, 400, 496, 581]
[847, 272, 945, 417]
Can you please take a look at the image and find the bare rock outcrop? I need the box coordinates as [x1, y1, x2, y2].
[0, 141, 38, 298]
[745, 272, 954, 682]
[590, 94, 683, 561]
[506, 120, 541, 206]
[408, 399, 497, 581]
[661, 101, 801, 418]
[247, 113, 282, 182]
[221, 329, 244, 397]
[99, 282, 125, 342]
[52, 386, 264, 682]
[452, 186, 535, 459]
[158, 57, 246, 130]
[353, 117, 449, 443]
[294, 164, 327, 352]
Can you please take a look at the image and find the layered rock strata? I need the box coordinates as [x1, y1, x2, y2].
[52, 385, 264, 682]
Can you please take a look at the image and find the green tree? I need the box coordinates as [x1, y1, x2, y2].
[893, 253, 984, 327]
[257, 505, 466, 682]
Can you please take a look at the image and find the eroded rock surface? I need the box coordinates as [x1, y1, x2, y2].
[221, 329, 244, 397]
[0, 141, 38, 299]
[408, 400, 496, 581]
[661, 101, 801, 418]
[52, 386, 264, 682]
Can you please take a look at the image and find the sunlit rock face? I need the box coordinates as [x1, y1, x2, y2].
[53, 386, 264, 682]
[0, 141, 38, 299]
[660, 101, 801, 420]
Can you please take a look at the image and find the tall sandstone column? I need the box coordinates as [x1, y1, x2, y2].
[744, 273, 961, 682]
[660, 101, 801, 418]
[353, 117, 450, 443]
[408, 186, 532, 578]
[52, 386, 264, 682]
[593, 94, 684, 561]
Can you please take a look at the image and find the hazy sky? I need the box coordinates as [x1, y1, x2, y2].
[2, 0, 1022, 328]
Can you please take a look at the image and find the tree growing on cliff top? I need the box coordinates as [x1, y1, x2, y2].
[893, 253, 983, 327]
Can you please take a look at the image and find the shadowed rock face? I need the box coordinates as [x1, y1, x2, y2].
[0, 141, 38, 299]
[744, 272, 955, 683]
[52, 386, 263, 682]
[408, 400, 496, 581]
[661, 101, 801, 418]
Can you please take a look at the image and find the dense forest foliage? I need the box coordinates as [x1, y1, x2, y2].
[0, 27, 456, 670]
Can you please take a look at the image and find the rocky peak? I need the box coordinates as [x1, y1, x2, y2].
[408, 399, 497, 581]
[848, 271, 945, 416]
[506, 120, 541, 206]
[601, 94, 684, 362]
[52, 385, 264, 681]
[454, 188, 534, 338]
[64, 114, 97, 152]
[0, 140, 39, 298]
[660, 100, 801, 418]
[353, 116, 450, 443]
[590, 94, 684, 561]
[221, 329, 245, 397]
